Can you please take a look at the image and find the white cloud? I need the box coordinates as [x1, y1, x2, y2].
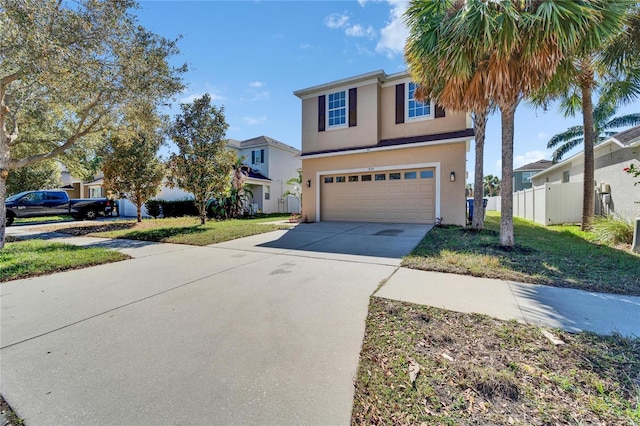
[243, 115, 266, 125]
[325, 13, 350, 29]
[357, 0, 368, 6]
[538, 132, 548, 140]
[249, 81, 264, 88]
[375, 0, 409, 58]
[345, 24, 375, 38]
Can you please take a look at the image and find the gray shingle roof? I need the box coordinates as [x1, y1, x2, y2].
[514, 159, 553, 172]
[613, 125, 640, 146]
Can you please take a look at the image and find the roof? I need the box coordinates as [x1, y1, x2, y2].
[294, 70, 388, 98]
[532, 125, 640, 179]
[246, 168, 270, 181]
[229, 136, 300, 154]
[301, 129, 474, 157]
[612, 125, 640, 146]
[514, 159, 553, 172]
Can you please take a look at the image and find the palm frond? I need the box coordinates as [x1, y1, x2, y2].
[552, 138, 583, 163]
[547, 126, 584, 148]
[605, 113, 640, 130]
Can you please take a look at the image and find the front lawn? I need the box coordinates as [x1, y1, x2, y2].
[403, 212, 640, 295]
[41, 215, 293, 246]
[352, 298, 640, 425]
[0, 239, 130, 282]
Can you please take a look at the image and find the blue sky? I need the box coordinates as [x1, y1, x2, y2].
[136, 0, 639, 182]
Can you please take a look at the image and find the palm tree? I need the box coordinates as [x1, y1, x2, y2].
[405, 0, 605, 247]
[530, 3, 635, 230]
[547, 101, 640, 162]
[483, 175, 501, 197]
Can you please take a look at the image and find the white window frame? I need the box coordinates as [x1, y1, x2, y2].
[252, 149, 264, 164]
[326, 89, 348, 130]
[406, 82, 433, 122]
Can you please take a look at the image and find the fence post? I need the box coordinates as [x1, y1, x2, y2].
[633, 218, 640, 254]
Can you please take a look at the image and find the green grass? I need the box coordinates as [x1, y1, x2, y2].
[0, 239, 130, 282]
[48, 215, 293, 246]
[14, 215, 73, 224]
[352, 298, 640, 425]
[403, 212, 640, 295]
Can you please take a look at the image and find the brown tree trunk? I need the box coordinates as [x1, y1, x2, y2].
[136, 203, 142, 223]
[499, 101, 518, 247]
[580, 83, 595, 231]
[472, 109, 488, 230]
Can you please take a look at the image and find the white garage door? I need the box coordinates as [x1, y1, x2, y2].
[320, 168, 436, 223]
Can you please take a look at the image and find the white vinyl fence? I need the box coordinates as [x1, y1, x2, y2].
[513, 182, 583, 225]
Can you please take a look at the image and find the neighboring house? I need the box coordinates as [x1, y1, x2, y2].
[227, 136, 302, 214]
[513, 159, 552, 192]
[60, 166, 108, 199]
[294, 70, 474, 225]
[531, 126, 640, 222]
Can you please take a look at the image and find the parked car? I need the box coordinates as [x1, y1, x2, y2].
[5, 190, 114, 226]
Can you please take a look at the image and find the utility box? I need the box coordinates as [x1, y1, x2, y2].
[633, 218, 640, 254]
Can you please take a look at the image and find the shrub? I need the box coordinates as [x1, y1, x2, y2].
[144, 199, 198, 218]
[145, 200, 162, 218]
[591, 215, 634, 245]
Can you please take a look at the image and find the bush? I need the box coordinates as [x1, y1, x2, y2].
[144, 199, 199, 218]
[591, 215, 634, 245]
[145, 200, 162, 218]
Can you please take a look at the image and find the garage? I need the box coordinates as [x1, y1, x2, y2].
[320, 167, 436, 223]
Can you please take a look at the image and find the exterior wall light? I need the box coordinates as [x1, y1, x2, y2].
[450, 171, 456, 182]
[306, 179, 311, 188]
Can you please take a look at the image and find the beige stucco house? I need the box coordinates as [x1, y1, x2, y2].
[531, 126, 640, 222]
[294, 70, 473, 225]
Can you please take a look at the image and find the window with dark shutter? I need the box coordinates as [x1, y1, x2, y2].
[260, 149, 265, 164]
[348, 88, 357, 127]
[318, 95, 326, 132]
[251, 150, 255, 164]
[395, 83, 405, 124]
[435, 103, 446, 118]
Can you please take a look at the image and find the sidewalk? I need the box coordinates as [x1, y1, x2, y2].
[376, 267, 640, 338]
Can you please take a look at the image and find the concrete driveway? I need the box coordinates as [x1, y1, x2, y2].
[1, 222, 430, 425]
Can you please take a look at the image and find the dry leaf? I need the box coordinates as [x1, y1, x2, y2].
[408, 357, 420, 383]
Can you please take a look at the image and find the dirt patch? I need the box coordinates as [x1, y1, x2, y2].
[352, 298, 640, 425]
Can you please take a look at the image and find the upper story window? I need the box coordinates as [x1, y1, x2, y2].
[327, 91, 347, 128]
[395, 82, 441, 124]
[407, 82, 432, 121]
[252, 149, 265, 164]
[521, 171, 535, 183]
[318, 88, 356, 132]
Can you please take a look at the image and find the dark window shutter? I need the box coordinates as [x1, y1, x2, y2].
[435, 103, 446, 118]
[395, 83, 405, 124]
[318, 95, 326, 132]
[260, 149, 265, 164]
[251, 151, 255, 164]
[348, 88, 357, 127]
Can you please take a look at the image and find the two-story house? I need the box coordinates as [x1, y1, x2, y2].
[294, 70, 474, 225]
[228, 136, 301, 214]
[513, 159, 552, 192]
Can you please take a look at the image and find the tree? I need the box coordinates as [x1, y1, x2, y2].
[167, 94, 236, 225]
[531, 3, 636, 230]
[0, 0, 184, 247]
[405, 0, 492, 230]
[483, 175, 501, 197]
[405, 0, 621, 246]
[283, 171, 303, 212]
[101, 107, 166, 223]
[6, 160, 60, 195]
[547, 101, 640, 162]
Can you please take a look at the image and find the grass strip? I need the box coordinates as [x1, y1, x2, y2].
[402, 212, 640, 295]
[0, 240, 129, 282]
[39, 216, 292, 246]
[352, 298, 640, 425]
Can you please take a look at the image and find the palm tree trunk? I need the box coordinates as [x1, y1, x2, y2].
[472, 109, 488, 230]
[500, 101, 518, 247]
[580, 84, 595, 231]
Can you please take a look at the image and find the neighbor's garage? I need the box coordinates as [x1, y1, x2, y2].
[320, 167, 435, 223]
